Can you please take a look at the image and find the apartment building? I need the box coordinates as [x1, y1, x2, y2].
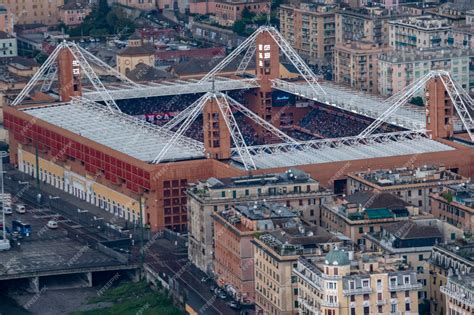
[186, 169, 332, 273]
[389, 16, 452, 50]
[0, 5, 13, 34]
[213, 0, 269, 27]
[211, 202, 300, 304]
[333, 41, 390, 94]
[116, 0, 156, 11]
[441, 273, 474, 315]
[364, 219, 463, 303]
[321, 190, 426, 247]
[347, 165, 466, 212]
[0, 31, 16, 57]
[378, 47, 473, 96]
[294, 249, 422, 315]
[116, 33, 155, 76]
[0, 0, 65, 25]
[335, 6, 397, 46]
[59, 0, 92, 26]
[428, 240, 473, 315]
[430, 183, 474, 233]
[279, 3, 336, 65]
[252, 226, 342, 315]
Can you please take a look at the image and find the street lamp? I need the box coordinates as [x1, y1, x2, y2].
[0, 150, 11, 251]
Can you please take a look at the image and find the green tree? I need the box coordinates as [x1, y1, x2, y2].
[241, 7, 255, 20]
[233, 20, 247, 36]
[410, 96, 425, 107]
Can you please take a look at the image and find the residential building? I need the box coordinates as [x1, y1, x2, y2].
[428, 240, 474, 315]
[211, 202, 301, 304]
[430, 183, 474, 233]
[364, 219, 463, 305]
[388, 16, 452, 50]
[116, 32, 155, 76]
[333, 41, 390, 94]
[116, 0, 157, 11]
[252, 226, 342, 315]
[0, 5, 13, 34]
[347, 165, 466, 212]
[294, 248, 422, 315]
[279, 3, 336, 65]
[467, 10, 474, 25]
[378, 47, 473, 96]
[321, 190, 426, 247]
[449, 25, 474, 49]
[335, 6, 398, 46]
[187, 169, 332, 274]
[0, 0, 65, 25]
[0, 31, 16, 57]
[441, 273, 474, 315]
[213, 0, 269, 27]
[59, 0, 92, 26]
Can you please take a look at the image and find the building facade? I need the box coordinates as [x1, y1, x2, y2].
[0, 31, 17, 57]
[378, 47, 473, 96]
[116, 33, 156, 75]
[279, 3, 336, 65]
[389, 16, 452, 50]
[294, 249, 422, 315]
[0, 5, 13, 34]
[0, 0, 65, 25]
[428, 241, 473, 315]
[187, 170, 332, 273]
[430, 183, 474, 233]
[116, 0, 157, 11]
[440, 273, 474, 315]
[321, 191, 425, 247]
[252, 226, 341, 315]
[333, 41, 390, 94]
[335, 6, 396, 46]
[211, 202, 300, 304]
[347, 165, 466, 212]
[59, 0, 92, 26]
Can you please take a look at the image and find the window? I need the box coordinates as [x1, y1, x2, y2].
[406, 303, 411, 311]
[418, 254, 424, 261]
[363, 306, 370, 315]
[404, 276, 410, 285]
[362, 279, 369, 288]
[390, 277, 397, 286]
[359, 227, 364, 233]
[391, 304, 397, 313]
[350, 308, 356, 315]
[377, 279, 382, 288]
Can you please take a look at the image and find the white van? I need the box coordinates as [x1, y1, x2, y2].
[15, 204, 26, 214]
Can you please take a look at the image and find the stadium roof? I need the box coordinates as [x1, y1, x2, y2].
[23, 101, 205, 163]
[238, 136, 455, 169]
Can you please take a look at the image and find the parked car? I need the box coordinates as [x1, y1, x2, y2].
[218, 292, 227, 300]
[227, 301, 241, 310]
[209, 284, 216, 292]
[15, 204, 26, 214]
[47, 220, 58, 229]
[3, 206, 12, 215]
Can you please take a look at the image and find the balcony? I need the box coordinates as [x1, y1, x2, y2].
[388, 282, 423, 292]
[376, 299, 387, 305]
[297, 297, 320, 314]
[440, 286, 474, 308]
[343, 287, 372, 295]
[320, 300, 339, 308]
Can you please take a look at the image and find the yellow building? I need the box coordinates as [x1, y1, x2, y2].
[294, 249, 422, 315]
[252, 226, 342, 315]
[18, 147, 141, 223]
[116, 33, 156, 76]
[428, 241, 474, 315]
[441, 273, 473, 315]
[0, 0, 64, 25]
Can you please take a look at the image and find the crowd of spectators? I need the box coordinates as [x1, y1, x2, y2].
[298, 108, 375, 138]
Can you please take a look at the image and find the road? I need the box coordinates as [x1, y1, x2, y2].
[144, 239, 247, 315]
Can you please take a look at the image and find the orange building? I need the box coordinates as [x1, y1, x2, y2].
[211, 202, 300, 304]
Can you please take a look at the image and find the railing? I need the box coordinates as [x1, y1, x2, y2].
[343, 287, 372, 295]
[320, 300, 340, 308]
[440, 286, 474, 308]
[388, 282, 423, 292]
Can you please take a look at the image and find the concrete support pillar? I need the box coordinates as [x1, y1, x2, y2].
[86, 272, 93, 287]
[29, 276, 40, 293]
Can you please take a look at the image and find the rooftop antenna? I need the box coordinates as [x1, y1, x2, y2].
[266, 2, 271, 26]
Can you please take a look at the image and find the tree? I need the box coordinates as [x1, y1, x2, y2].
[233, 20, 247, 36]
[241, 7, 255, 20]
[410, 96, 424, 107]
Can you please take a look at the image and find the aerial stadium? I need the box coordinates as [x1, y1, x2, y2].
[4, 26, 474, 232]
